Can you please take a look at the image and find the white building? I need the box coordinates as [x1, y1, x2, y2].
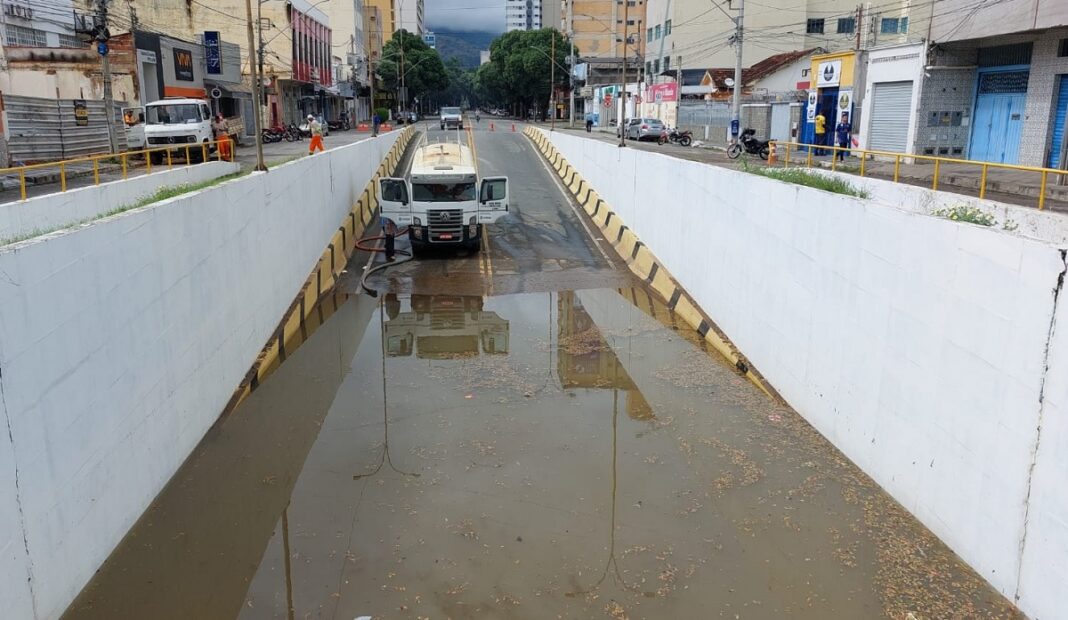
[480, 50, 491, 65]
[506, 0, 541, 31]
[397, 0, 425, 35]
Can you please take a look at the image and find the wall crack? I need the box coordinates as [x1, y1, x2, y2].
[0, 365, 38, 618]
[1014, 248, 1067, 604]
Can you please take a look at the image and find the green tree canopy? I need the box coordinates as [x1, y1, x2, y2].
[377, 30, 449, 107]
[477, 29, 571, 113]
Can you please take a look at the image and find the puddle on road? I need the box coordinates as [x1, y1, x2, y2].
[65, 288, 1019, 620]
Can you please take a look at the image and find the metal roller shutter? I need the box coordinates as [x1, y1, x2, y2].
[868, 81, 913, 153]
[1049, 76, 1068, 169]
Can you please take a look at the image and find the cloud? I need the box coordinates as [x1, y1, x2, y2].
[425, 0, 505, 33]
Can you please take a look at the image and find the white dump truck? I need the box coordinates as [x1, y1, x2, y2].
[378, 140, 509, 253]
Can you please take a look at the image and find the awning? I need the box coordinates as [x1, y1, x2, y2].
[206, 80, 253, 96]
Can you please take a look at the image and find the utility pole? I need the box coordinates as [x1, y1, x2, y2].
[550, 31, 556, 130]
[245, 0, 267, 170]
[95, 0, 118, 153]
[618, 0, 629, 147]
[568, 0, 575, 128]
[730, 0, 743, 145]
[257, 0, 266, 108]
[855, 4, 863, 50]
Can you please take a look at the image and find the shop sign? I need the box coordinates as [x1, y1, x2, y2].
[204, 31, 222, 75]
[817, 59, 842, 87]
[173, 47, 195, 81]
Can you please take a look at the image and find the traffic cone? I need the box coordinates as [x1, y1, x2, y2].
[490, 122, 495, 132]
[768, 142, 778, 165]
[511, 124, 516, 132]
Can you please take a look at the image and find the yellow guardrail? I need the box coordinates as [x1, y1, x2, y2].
[769, 141, 1068, 211]
[2, 138, 236, 202]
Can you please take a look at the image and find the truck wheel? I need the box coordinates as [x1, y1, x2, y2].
[149, 151, 163, 165]
[190, 144, 206, 163]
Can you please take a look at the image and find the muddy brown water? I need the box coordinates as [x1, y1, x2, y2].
[64, 285, 1020, 620]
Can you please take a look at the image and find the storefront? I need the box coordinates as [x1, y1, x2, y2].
[802, 50, 861, 148]
[859, 42, 925, 154]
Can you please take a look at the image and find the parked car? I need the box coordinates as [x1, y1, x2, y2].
[621, 118, 666, 141]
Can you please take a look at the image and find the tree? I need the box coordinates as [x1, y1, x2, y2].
[478, 29, 571, 116]
[377, 30, 449, 109]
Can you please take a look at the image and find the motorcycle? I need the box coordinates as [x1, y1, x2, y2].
[658, 128, 693, 147]
[727, 128, 770, 160]
[283, 123, 302, 142]
[261, 127, 284, 143]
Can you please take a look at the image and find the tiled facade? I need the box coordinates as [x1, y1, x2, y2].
[1021, 30, 1068, 167]
[914, 47, 976, 158]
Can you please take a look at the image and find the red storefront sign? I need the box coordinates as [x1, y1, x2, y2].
[646, 82, 678, 103]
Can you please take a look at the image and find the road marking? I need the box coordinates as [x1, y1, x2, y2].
[530, 139, 615, 265]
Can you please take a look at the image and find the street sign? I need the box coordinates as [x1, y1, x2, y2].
[210, 86, 222, 99]
[96, 41, 108, 56]
[74, 100, 89, 126]
[204, 31, 222, 75]
[730, 119, 739, 137]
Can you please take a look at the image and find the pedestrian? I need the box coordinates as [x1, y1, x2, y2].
[212, 114, 232, 161]
[835, 112, 852, 162]
[814, 109, 827, 156]
[372, 111, 382, 136]
[381, 216, 397, 261]
[585, 116, 593, 133]
[307, 114, 324, 154]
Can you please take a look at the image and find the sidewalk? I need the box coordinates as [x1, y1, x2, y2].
[551, 126, 1068, 212]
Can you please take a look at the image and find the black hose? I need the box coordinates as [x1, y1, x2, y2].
[359, 250, 413, 297]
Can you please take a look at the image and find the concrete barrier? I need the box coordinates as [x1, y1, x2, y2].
[0, 129, 411, 619]
[0, 161, 240, 242]
[529, 127, 1068, 620]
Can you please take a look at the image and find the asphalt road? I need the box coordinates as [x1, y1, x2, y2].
[64, 122, 1021, 620]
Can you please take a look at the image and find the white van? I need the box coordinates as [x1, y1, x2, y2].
[143, 98, 215, 163]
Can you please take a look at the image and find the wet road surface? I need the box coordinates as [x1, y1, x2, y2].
[64, 124, 1021, 619]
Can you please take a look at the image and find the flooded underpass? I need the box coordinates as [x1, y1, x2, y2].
[64, 126, 1021, 620]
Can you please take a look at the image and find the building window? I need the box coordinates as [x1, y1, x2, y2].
[646, 61, 652, 76]
[806, 19, 824, 34]
[57, 33, 86, 48]
[880, 16, 908, 34]
[654, 24, 661, 39]
[1058, 38, 1068, 57]
[647, 28, 653, 42]
[653, 58, 660, 73]
[665, 19, 672, 35]
[837, 17, 855, 34]
[663, 55, 670, 71]
[4, 24, 47, 47]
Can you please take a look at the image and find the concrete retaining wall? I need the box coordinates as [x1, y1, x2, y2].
[0, 129, 410, 619]
[532, 127, 1068, 620]
[0, 161, 240, 242]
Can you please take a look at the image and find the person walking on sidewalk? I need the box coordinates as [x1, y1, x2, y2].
[212, 114, 232, 161]
[835, 112, 852, 162]
[814, 109, 827, 156]
[307, 114, 325, 155]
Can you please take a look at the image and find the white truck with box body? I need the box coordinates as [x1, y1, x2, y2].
[143, 98, 215, 163]
[379, 141, 508, 253]
[439, 106, 463, 130]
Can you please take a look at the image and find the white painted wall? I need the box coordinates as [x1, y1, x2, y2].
[858, 42, 925, 153]
[537, 128, 1068, 620]
[0, 131, 402, 619]
[0, 161, 240, 242]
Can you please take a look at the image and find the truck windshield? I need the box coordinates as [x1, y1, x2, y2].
[147, 104, 201, 125]
[441, 107, 461, 116]
[412, 182, 476, 202]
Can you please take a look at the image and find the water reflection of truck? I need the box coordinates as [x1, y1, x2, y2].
[384, 295, 509, 359]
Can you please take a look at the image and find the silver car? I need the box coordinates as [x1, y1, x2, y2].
[624, 118, 665, 141]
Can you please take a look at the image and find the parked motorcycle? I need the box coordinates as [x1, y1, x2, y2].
[726, 128, 770, 160]
[283, 123, 302, 142]
[658, 128, 693, 147]
[261, 127, 284, 143]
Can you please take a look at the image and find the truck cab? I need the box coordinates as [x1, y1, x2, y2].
[143, 98, 215, 163]
[378, 141, 508, 253]
[439, 106, 463, 130]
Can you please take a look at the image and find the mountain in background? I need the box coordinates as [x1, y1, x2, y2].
[433, 30, 499, 68]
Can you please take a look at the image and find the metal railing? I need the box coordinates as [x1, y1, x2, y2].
[769, 141, 1068, 211]
[1, 138, 236, 202]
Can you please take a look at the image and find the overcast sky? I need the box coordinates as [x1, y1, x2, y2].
[425, 0, 505, 33]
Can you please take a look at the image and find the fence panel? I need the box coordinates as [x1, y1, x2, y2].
[5, 95, 126, 163]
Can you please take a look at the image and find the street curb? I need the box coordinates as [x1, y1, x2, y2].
[524, 126, 785, 404]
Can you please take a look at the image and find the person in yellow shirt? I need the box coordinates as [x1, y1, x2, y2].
[814, 110, 827, 156]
